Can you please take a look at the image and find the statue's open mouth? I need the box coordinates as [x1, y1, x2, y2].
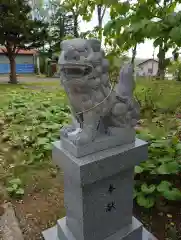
[61, 64, 92, 78]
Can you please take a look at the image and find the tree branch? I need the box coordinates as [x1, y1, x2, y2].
[101, 6, 106, 21]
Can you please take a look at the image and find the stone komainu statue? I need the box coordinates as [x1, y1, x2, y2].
[59, 38, 139, 149]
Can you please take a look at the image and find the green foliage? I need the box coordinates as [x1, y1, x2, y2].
[80, 27, 100, 40]
[48, 2, 74, 52]
[79, 0, 110, 43]
[105, 46, 129, 83]
[104, 0, 181, 79]
[0, 0, 48, 83]
[141, 183, 156, 194]
[136, 194, 156, 209]
[0, 1, 48, 51]
[104, 1, 145, 60]
[135, 80, 181, 116]
[135, 129, 181, 208]
[2, 79, 181, 211]
[168, 60, 181, 81]
[0, 87, 70, 179]
[62, 0, 97, 38]
[6, 178, 24, 198]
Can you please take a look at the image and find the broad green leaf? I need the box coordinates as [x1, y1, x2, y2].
[151, 140, 169, 148]
[176, 143, 181, 151]
[169, 27, 181, 44]
[141, 162, 156, 170]
[157, 162, 179, 175]
[37, 138, 49, 146]
[43, 143, 52, 151]
[9, 178, 22, 186]
[16, 188, 25, 195]
[136, 129, 153, 141]
[162, 188, 181, 201]
[171, 136, 179, 145]
[158, 157, 174, 163]
[136, 194, 155, 208]
[153, 38, 163, 48]
[157, 181, 172, 193]
[12, 184, 18, 190]
[6, 187, 15, 193]
[135, 166, 144, 174]
[141, 184, 156, 194]
[104, 21, 115, 36]
[116, 2, 130, 15]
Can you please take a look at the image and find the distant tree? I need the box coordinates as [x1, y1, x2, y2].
[82, 0, 109, 44]
[49, 2, 74, 52]
[30, 0, 45, 20]
[168, 58, 181, 81]
[0, 0, 48, 84]
[104, 0, 181, 80]
[62, 0, 95, 38]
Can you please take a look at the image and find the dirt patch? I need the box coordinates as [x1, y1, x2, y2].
[134, 203, 181, 240]
[1, 169, 180, 240]
[12, 175, 65, 240]
[13, 180, 181, 240]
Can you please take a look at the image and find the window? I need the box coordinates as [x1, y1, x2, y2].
[148, 68, 153, 74]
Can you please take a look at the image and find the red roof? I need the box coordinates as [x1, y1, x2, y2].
[0, 47, 37, 55]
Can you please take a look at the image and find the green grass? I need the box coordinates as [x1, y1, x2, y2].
[0, 84, 70, 200]
[135, 79, 181, 136]
[1, 79, 181, 238]
[0, 79, 181, 199]
[24, 80, 60, 86]
[136, 79, 181, 112]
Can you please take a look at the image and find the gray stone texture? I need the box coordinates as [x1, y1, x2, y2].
[52, 139, 148, 185]
[44, 139, 153, 240]
[43, 138, 157, 240]
[59, 38, 139, 147]
[0, 203, 24, 240]
[64, 170, 134, 240]
[43, 217, 157, 240]
[61, 128, 135, 157]
[57, 217, 143, 240]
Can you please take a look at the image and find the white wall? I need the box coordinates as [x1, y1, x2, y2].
[137, 60, 158, 76]
[0, 54, 34, 64]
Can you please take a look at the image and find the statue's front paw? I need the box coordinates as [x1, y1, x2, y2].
[60, 125, 75, 137]
[68, 129, 90, 146]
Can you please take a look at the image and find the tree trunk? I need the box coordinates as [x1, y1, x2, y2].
[9, 57, 17, 84]
[97, 5, 103, 43]
[73, 14, 79, 38]
[131, 44, 137, 65]
[131, 44, 137, 75]
[157, 46, 166, 80]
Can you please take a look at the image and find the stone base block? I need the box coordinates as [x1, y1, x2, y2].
[42, 217, 157, 240]
[61, 128, 135, 158]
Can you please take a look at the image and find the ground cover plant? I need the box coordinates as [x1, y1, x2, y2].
[0, 79, 181, 239]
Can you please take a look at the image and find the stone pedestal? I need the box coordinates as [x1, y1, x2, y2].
[42, 139, 157, 240]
